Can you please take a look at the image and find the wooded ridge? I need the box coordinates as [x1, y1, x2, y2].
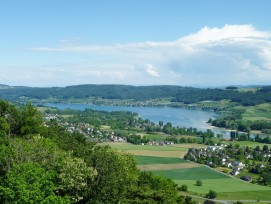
[0, 84, 271, 106]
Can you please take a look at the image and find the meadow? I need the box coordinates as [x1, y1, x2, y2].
[224, 140, 271, 148]
[242, 103, 271, 121]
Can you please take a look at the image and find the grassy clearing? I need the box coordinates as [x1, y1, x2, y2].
[224, 141, 271, 148]
[242, 103, 271, 121]
[136, 156, 188, 165]
[143, 133, 166, 141]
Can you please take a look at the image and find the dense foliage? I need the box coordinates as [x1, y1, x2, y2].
[0, 100, 193, 203]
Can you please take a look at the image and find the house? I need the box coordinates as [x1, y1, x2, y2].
[164, 141, 174, 145]
[226, 162, 232, 168]
[240, 175, 252, 182]
[233, 161, 245, 169]
[231, 167, 239, 175]
[246, 155, 251, 159]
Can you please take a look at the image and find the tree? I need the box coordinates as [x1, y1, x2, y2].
[179, 184, 188, 192]
[57, 156, 97, 202]
[127, 171, 180, 203]
[259, 172, 271, 186]
[263, 145, 269, 153]
[20, 102, 43, 136]
[0, 162, 68, 203]
[205, 190, 217, 199]
[0, 100, 20, 136]
[86, 146, 139, 203]
[196, 180, 202, 186]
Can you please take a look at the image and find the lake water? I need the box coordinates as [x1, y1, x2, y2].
[40, 103, 232, 137]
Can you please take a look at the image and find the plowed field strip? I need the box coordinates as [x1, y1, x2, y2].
[126, 150, 186, 158]
[138, 162, 201, 171]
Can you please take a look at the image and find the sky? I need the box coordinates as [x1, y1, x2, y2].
[0, 0, 271, 87]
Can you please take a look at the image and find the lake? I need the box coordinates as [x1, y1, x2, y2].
[39, 103, 232, 137]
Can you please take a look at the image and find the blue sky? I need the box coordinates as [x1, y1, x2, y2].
[1, 0, 271, 87]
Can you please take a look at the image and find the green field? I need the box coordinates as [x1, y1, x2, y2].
[107, 142, 271, 201]
[136, 156, 188, 165]
[151, 167, 271, 199]
[224, 141, 271, 148]
[218, 190, 271, 200]
[151, 166, 229, 180]
[241, 103, 271, 121]
[142, 133, 168, 141]
[104, 142, 187, 151]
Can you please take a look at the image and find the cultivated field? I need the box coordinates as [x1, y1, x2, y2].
[136, 155, 189, 165]
[106, 142, 271, 201]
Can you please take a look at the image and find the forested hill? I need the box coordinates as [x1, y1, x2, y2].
[0, 84, 271, 106]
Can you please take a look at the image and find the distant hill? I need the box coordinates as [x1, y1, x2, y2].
[0, 84, 270, 106]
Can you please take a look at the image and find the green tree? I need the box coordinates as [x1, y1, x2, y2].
[58, 156, 97, 202]
[20, 102, 43, 136]
[259, 172, 271, 186]
[86, 146, 139, 203]
[179, 184, 188, 192]
[196, 180, 203, 186]
[0, 162, 69, 203]
[0, 100, 20, 136]
[127, 171, 180, 203]
[205, 190, 217, 199]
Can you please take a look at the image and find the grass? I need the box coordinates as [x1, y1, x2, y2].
[126, 150, 186, 158]
[242, 103, 271, 121]
[224, 141, 271, 148]
[173, 178, 271, 194]
[105, 141, 271, 201]
[150, 166, 271, 200]
[151, 166, 229, 180]
[143, 133, 167, 141]
[172, 143, 207, 149]
[218, 190, 271, 200]
[138, 163, 201, 171]
[136, 156, 188, 165]
[105, 142, 187, 151]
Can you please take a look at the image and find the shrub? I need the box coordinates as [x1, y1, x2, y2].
[205, 190, 217, 199]
[196, 180, 202, 186]
[178, 184, 188, 192]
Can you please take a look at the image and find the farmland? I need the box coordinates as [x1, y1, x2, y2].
[107, 142, 271, 202]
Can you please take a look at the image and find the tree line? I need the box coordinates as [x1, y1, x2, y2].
[0, 84, 270, 106]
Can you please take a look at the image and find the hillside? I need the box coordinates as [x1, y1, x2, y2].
[0, 84, 271, 106]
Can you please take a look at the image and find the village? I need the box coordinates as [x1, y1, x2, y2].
[184, 143, 271, 182]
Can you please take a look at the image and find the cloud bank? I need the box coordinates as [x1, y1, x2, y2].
[7, 24, 271, 86]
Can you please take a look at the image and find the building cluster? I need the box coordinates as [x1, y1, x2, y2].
[185, 144, 271, 178]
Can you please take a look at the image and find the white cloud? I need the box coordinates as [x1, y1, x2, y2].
[24, 24, 271, 86]
[145, 64, 160, 77]
[180, 24, 270, 45]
